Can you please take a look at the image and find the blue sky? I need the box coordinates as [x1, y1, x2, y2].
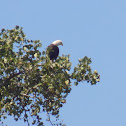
[1, 0, 126, 126]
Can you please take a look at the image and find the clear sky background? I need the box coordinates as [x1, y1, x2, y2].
[1, 0, 126, 126]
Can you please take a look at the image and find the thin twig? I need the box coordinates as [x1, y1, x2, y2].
[47, 113, 53, 126]
[20, 93, 35, 98]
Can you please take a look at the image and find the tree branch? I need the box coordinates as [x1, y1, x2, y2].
[2, 71, 23, 87]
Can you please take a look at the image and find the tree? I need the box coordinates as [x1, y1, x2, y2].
[0, 26, 100, 126]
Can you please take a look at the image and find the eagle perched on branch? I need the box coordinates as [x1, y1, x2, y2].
[47, 40, 63, 60]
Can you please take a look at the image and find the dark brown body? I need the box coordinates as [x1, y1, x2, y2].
[47, 44, 59, 60]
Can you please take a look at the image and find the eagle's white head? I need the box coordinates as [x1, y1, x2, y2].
[52, 40, 63, 46]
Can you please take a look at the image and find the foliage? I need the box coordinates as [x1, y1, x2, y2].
[0, 26, 100, 126]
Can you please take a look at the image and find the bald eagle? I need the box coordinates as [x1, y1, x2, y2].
[47, 40, 63, 60]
